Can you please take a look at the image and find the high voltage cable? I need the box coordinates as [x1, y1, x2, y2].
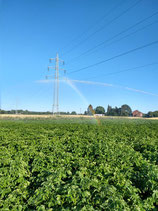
[68, 40, 158, 75]
[84, 62, 158, 80]
[61, 0, 124, 53]
[63, 0, 142, 56]
[77, 20, 158, 63]
[95, 20, 158, 55]
[68, 11, 158, 63]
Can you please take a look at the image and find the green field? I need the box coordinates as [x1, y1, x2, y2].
[0, 118, 158, 210]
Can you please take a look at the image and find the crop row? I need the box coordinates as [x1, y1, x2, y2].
[0, 120, 158, 210]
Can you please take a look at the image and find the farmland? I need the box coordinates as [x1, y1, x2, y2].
[0, 118, 158, 210]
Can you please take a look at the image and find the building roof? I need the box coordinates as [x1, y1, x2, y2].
[133, 110, 142, 114]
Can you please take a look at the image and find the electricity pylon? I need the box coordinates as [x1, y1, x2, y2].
[46, 53, 65, 115]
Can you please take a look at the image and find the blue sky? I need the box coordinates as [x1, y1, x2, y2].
[1, 0, 158, 113]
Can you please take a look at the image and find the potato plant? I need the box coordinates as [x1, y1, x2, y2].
[0, 119, 158, 210]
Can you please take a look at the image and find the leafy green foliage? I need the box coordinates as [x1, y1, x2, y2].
[0, 119, 158, 210]
[145, 110, 158, 118]
[106, 104, 132, 116]
[95, 106, 105, 114]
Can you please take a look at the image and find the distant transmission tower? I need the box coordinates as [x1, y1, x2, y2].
[46, 53, 65, 115]
[15, 98, 18, 115]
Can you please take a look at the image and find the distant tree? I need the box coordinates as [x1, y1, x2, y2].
[95, 106, 105, 114]
[87, 104, 94, 115]
[106, 105, 110, 116]
[106, 105, 132, 116]
[106, 105, 120, 116]
[145, 110, 158, 117]
[115, 107, 121, 116]
[153, 111, 158, 117]
[71, 111, 77, 115]
[84, 111, 87, 115]
[107, 105, 112, 115]
[121, 104, 132, 116]
[111, 107, 121, 116]
[60, 111, 70, 115]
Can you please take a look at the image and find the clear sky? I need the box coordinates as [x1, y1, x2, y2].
[1, 0, 158, 113]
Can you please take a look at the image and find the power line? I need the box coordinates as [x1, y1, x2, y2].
[68, 11, 158, 63]
[80, 20, 158, 62]
[68, 40, 158, 75]
[97, 20, 158, 54]
[84, 62, 158, 80]
[63, 0, 142, 56]
[61, 0, 124, 53]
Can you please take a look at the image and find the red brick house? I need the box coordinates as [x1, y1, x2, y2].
[132, 110, 143, 117]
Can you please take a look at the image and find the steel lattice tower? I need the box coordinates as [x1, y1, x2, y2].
[46, 53, 65, 115]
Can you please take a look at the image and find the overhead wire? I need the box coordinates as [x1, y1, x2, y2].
[78, 20, 158, 64]
[95, 20, 158, 56]
[68, 40, 158, 75]
[61, 0, 124, 53]
[62, 0, 142, 56]
[84, 62, 158, 80]
[67, 11, 158, 63]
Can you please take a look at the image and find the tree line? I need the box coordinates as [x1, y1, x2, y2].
[85, 104, 158, 117]
[144, 110, 158, 118]
[85, 104, 133, 116]
[0, 109, 77, 115]
[0, 106, 158, 117]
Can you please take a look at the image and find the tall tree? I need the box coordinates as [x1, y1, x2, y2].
[121, 104, 132, 116]
[87, 104, 94, 115]
[107, 105, 112, 115]
[95, 106, 105, 114]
